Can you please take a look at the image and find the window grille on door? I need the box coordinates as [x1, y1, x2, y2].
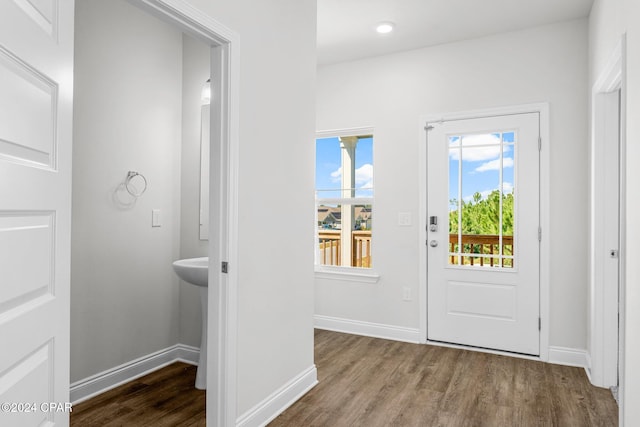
[448, 131, 515, 268]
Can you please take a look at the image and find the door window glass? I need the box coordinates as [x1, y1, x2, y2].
[448, 132, 515, 268]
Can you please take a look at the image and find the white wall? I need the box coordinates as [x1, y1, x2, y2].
[179, 34, 209, 348]
[71, 0, 183, 382]
[623, 1, 640, 421]
[171, 0, 318, 418]
[589, 1, 640, 424]
[316, 20, 589, 350]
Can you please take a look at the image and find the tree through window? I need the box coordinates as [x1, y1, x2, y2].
[448, 131, 515, 268]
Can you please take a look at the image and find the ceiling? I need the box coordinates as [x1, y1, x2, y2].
[317, 0, 594, 65]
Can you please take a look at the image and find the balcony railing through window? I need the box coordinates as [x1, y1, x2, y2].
[318, 230, 372, 268]
[448, 234, 514, 268]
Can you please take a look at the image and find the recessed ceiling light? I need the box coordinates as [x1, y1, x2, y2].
[375, 22, 395, 34]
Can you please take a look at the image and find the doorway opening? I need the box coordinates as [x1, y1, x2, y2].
[71, 1, 239, 425]
[112, 1, 238, 424]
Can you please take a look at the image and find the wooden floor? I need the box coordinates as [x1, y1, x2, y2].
[70, 362, 205, 427]
[270, 330, 618, 427]
[71, 330, 618, 426]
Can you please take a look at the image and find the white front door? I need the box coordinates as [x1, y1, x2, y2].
[0, 1, 74, 425]
[427, 113, 540, 356]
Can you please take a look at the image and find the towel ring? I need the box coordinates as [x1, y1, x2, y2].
[125, 171, 147, 197]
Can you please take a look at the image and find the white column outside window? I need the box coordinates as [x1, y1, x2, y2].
[339, 136, 357, 267]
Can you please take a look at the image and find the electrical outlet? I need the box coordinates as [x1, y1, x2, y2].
[402, 287, 411, 301]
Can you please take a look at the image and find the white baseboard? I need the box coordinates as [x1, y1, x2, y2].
[236, 365, 318, 427]
[548, 346, 588, 369]
[315, 317, 588, 370]
[314, 314, 421, 343]
[584, 352, 593, 383]
[70, 344, 200, 404]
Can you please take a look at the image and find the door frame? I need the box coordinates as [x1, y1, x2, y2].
[418, 103, 550, 362]
[589, 35, 626, 401]
[129, 1, 239, 425]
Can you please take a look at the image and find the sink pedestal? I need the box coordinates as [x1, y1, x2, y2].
[171, 257, 209, 390]
[195, 287, 207, 390]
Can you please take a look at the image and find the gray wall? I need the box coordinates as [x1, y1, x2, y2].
[316, 19, 590, 350]
[179, 35, 209, 348]
[71, 0, 182, 382]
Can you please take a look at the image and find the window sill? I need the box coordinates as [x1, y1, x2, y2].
[314, 266, 380, 283]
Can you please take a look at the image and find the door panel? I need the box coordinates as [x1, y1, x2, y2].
[0, 45, 57, 168]
[0, 0, 73, 424]
[446, 281, 516, 321]
[10, 0, 58, 39]
[427, 113, 540, 356]
[0, 213, 53, 311]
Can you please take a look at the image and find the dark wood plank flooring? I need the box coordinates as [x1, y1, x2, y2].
[71, 330, 618, 426]
[270, 330, 618, 427]
[70, 362, 205, 427]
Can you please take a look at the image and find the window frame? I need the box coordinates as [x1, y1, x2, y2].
[315, 128, 379, 282]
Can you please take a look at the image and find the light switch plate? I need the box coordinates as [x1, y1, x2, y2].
[398, 212, 412, 226]
[152, 209, 161, 227]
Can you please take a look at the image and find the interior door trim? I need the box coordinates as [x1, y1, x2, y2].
[590, 37, 625, 390]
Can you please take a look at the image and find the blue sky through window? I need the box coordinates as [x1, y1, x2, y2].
[448, 131, 515, 210]
[316, 136, 373, 199]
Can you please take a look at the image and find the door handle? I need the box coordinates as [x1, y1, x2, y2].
[429, 240, 438, 248]
[429, 216, 438, 232]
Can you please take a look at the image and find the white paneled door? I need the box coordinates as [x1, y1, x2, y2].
[0, 1, 74, 425]
[427, 113, 540, 356]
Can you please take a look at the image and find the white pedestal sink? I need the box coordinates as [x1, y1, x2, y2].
[172, 257, 208, 390]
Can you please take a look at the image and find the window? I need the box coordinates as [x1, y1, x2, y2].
[448, 131, 515, 268]
[316, 133, 373, 269]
